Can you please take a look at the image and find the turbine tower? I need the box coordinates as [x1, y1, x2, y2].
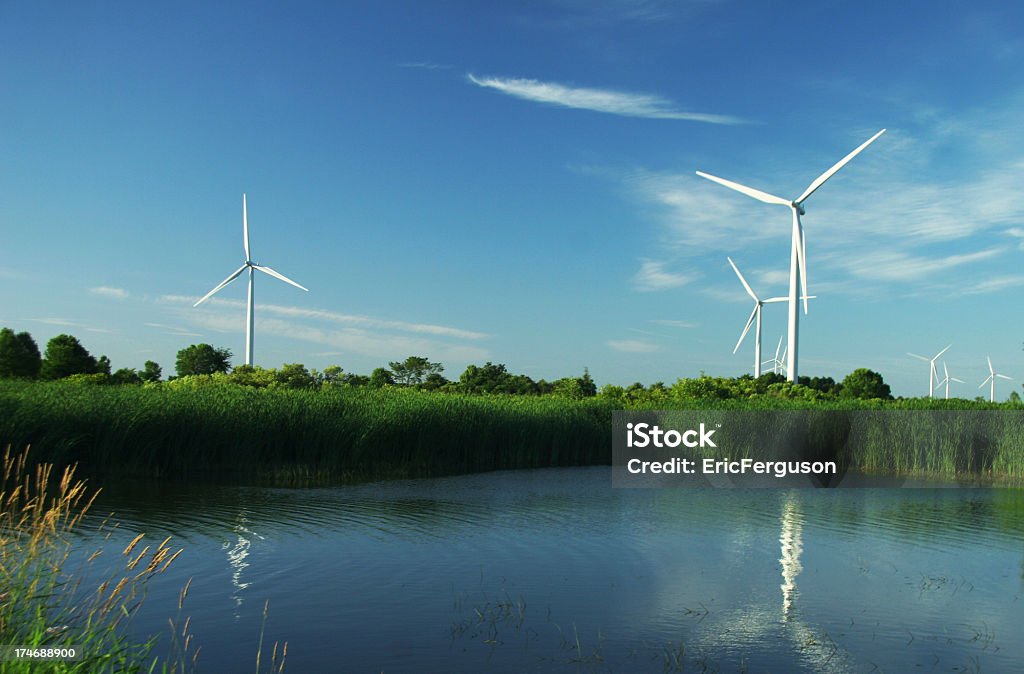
[727, 257, 787, 377]
[979, 356, 1012, 402]
[194, 194, 309, 366]
[697, 129, 885, 382]
[908, 344, 951, 399]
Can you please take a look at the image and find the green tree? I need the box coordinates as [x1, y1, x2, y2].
[0, 328, 42, 378]
[40, 334, 99, 379]
[321, 365, 344, 386]
[389, 356, 444, 386]
[369, 367, 395, 388]
[458, 362, 539, 394]
[276, 363, 314, 388]
[96, 355, 112, 376]
[839, 368, 892, 400]
[141, 360, 162, 382]
[111, 367, 142, 385]
[175, 344, 232, 377]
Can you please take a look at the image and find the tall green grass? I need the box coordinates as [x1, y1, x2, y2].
[0, 381, 613, 481]
[0, 380, 1020, 483]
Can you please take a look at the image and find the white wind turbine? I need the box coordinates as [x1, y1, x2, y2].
[762, 336, 786, 376]
[907, 344, 951, 399]
[979, 356, 1012, 402]
[937, 362, 964, 400]
[697, 129, 885, 382]
[193, 194, 309, 366]
[727, 257, 788, 378]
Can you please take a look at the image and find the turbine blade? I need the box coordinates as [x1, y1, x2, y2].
[243, 194, 251, 261]
[979, 376, 993, 388]
[194, 264, 248, 307]
[997, 374, 1013, 381]
[695, 171, 791, 206]
[987, 356, 994, 374]
[764, 297, 789, 303]
[734, 305, 758, 354]
[727, 257, 759, 301]
[775, 336, 784, 360]
[908, 353, 930, 362]
[933, 344, 952, 361]
[951, 377, 965, 384]
[254, 264, 309, 292]
[796, 129, 886, 204]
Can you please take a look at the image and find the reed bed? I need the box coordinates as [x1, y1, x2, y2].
[0, 381, 613, 482]
[0, 380, 1020, 483]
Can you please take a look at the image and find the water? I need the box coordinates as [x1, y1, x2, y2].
[72, 468, 1024, 672]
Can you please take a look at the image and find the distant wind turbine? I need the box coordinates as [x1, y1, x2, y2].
[762, 336, 786, 376]
[936, 362, 964, 400]
[908, 345, 951, 399]
[727, 257, 788, 378]
[193, 194, 309, 366]
[697, 129, 885, 382]
[979, 356, 1012, 402]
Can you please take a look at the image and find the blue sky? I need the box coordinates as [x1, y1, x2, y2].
[3, 0, 1024, 398]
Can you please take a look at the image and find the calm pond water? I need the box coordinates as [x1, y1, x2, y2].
[72, 468, 1023, 673]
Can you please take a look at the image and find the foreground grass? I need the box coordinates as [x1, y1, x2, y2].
[0, 380, 1021, 483]
[0, 446, 287, 673]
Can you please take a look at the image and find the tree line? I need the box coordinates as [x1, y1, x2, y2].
[0, 327, 905, 401]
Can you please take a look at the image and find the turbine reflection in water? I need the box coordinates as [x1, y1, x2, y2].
[223, 508, 264, 616]
[779, 493, 804, 620]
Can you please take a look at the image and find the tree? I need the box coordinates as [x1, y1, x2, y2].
[141, 360, 162, 382]
[96, 355, 112, 376]
[175, 344, 232, 377]
[40, 334, 99, 379]
[458, 362, 534, 394]
[389, 356, 444, 386]
[275, 363, 314, 388]
[111, 368, 142, 385]
[369, 367, 395, 388]
[839, 368, 892, 400]
[0, 328, 42, 378]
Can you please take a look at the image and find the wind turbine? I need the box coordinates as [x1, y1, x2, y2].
[979, 356, 1012, 402]
[907, 344, 951, 399]
[697, 129, 885, 382]
[762, 336, 786, 376]
[727, 257, 788, 377]
[936, 362, 964, 400]
[194, 194, 309, 366]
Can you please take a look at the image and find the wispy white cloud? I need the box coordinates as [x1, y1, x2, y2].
[160, 295, 491, 362]
[144, 322, 203, 337]
[953, 274, 1024, 296]
[632, 260, 695, 292]
[650, 319, 697, 329]
[188, 311, 489, 363]
[160, 296, 488, 340]
[90, 286, 128, 299]
[838, 248, 1004, 282]
[25, 318, 112, 333]
[607, 339, 661, 353]
[398, 61, 453, 70]
[467, 74, 743, 124]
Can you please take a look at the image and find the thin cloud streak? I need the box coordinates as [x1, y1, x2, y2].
[608, 339, 661, 353]
[633, 260, 695, 292]
[467, 74, 743, 124]
[90, 286, 129, 299]
[189, 312, 489, 363]
[161, 295, 488, 340]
